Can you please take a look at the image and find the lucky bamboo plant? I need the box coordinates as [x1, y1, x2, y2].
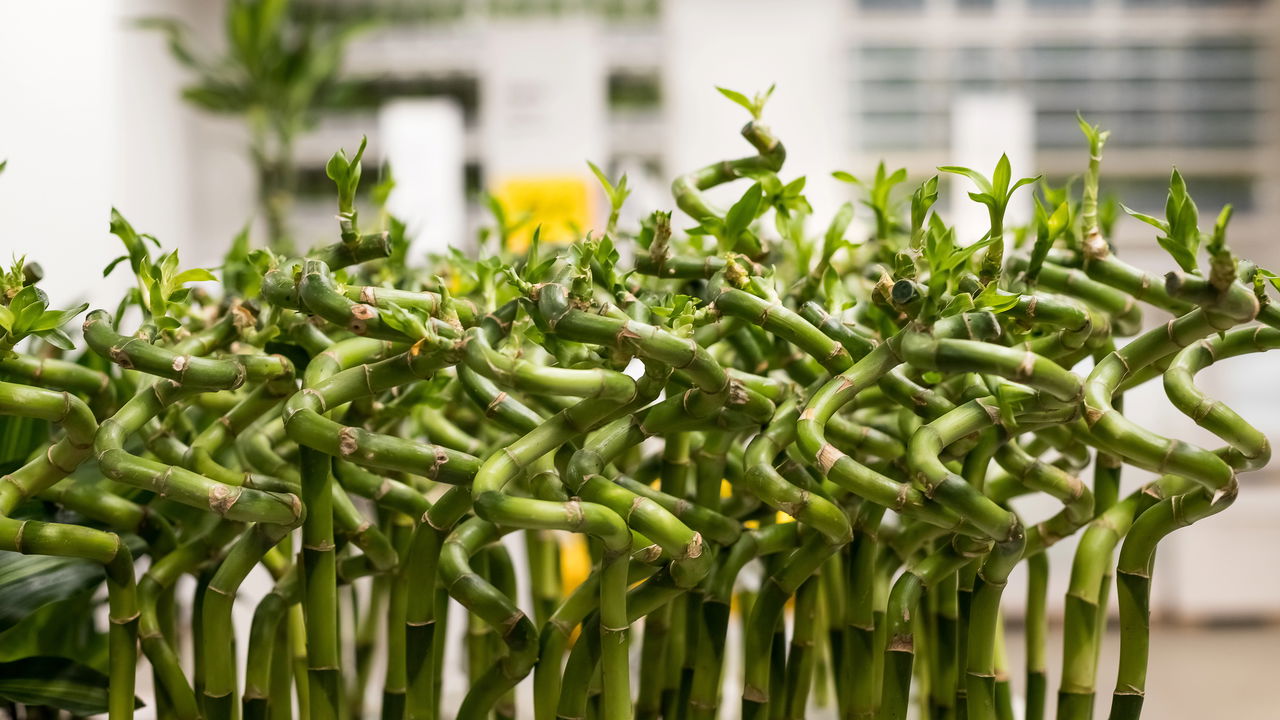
[0, 89, 1273, 720]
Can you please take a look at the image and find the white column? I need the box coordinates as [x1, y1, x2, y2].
[480, 15, 607, 246]
[0, 1, 125, 310]
[379, 99, 467, 258]
[0, 0, 231, 312]
[949, 92, 1035, 243]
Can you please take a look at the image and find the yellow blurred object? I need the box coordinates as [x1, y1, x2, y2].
[559, 532, 593, 597]
[720, 478, 733, 498]
[776, 510, 796, 524]
[494, 175, 593, 251]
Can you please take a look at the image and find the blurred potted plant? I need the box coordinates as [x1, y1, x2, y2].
[141, 0, 369, 254]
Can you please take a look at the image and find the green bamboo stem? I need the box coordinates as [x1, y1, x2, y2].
[84, 308, 276, 390]
[1163, 325, 1279, 470]
[283, 349, 481, 485]
[742, 533, 842, 718]
[96, 382, 302, 523]
[879, 548, 970, 720]
[0, 381, 97, 513]
[203, 522, 294, 719]
[689, 523, 799, 719]
[1056, 475, 1194, 719]
[1006, 256, 1143, 337]
[142, 521, 242, 720]
[437, 518, 541, 720]
[244, 569, 300, 719]
[300, 443, 342, 720]
[635, 251, 767, 281]
[670, 120, 785, 259]
[1082, 282, 1258, 491]
[268, 612, 293, 720]
[288, 603, 310, 718]
[0, 352, 114, 410]
[797, 339, 969, 533]
[1108, 484, 1236, 720]
[712, 287, 852, 373]
[1025, 551, 1049, 720]
[782, 575, 821, 719]
[929, 568, 961, 720]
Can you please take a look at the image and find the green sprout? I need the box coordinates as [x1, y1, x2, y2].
[940, 154, 1040, 285]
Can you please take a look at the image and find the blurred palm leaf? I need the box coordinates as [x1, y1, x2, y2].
[0, 657, 140, 715]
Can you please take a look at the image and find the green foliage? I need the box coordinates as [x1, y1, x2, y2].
[716, 84, 775, 120]
[0, 553, 105, 635]
[689, 182, 770, 254]
[0, 657, 137, 716]
[921, 216, 995, 294]
[479, 192, 533, 252]
[221, 225, 278, 298]
[910, 176, 940, 249]
[141, 0, 365, 126]
[105, 210, 217, 332]
[1025, 197, 1072, 284]
[327, 136, 368, 217]
[939, 154, 1039, 230]
[834, 163, 908, 242]
[588, 160, 631, 236]
[0, 88, 1266, 720]
[0, 258, 87, 354]
[1123, 169, 1203, 272]
[378, 302, 430, 340]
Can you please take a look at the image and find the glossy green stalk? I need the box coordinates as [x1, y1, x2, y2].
[300, 445, 342, 720]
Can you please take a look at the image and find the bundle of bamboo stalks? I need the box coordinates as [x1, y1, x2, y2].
[0, 92, 1271, 720]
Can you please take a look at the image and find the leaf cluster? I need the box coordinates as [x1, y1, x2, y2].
[105, 210, 216, 331]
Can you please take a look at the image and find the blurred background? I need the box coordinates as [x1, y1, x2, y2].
[1, 0, 1279, 716]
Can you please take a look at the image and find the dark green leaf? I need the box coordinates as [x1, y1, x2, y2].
[1157, 235, 1198, 273]
[724, 183, 764, 242]
[34, 329, 75, 350]
[0, 552, 105, 634]
[30, 303, 88, 333]
[0, 656, 140, 715]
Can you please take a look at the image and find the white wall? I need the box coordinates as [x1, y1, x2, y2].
[0, 1, 128, 311]
[480, 16, 607, 193]
[0, 0, 241, 315]
[379, 98, 467, 257]
[662, 0, 849, 226]
[950, 92, 1035, 242]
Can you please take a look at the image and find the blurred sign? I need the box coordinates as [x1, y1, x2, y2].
[379, 98, 466, 258]
[481, 17, 606, 246]
[494, 176, 593, 251]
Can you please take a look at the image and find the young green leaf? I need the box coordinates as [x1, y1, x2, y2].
[715, 84, 775, 120]
[724, 182, 765, 247]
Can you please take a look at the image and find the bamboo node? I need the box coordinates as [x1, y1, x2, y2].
[886, 634, 914, 652]
[338, 426, 360, 456]
[1017, 350, 1036, 379]
[816, 443, 842, 474]
[208, 483, 241, 516]
[634, 544, 662, 563]
[684, 532, 705, 559]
